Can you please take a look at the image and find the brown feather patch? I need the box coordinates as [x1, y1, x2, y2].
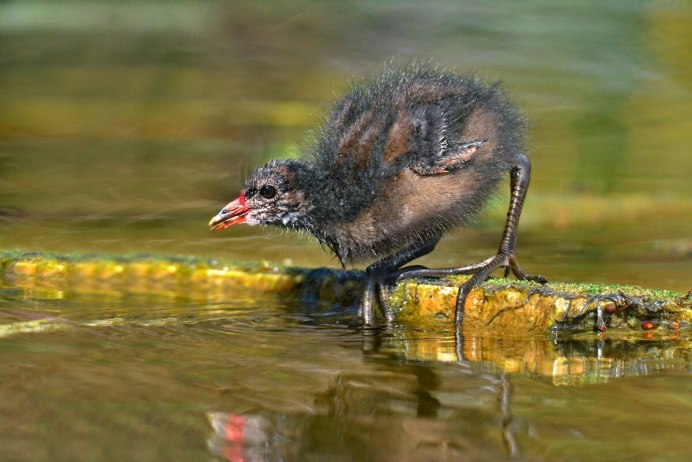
[442, 143, 481, 168]
[355, 113, 387, 169]
[337, 110, 374, 159]
[402, 80, 463, 105]
[383, 111, 412, 162]
[460, 108, 498, 159]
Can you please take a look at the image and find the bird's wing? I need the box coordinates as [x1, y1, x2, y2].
[405, 105, 486, 176]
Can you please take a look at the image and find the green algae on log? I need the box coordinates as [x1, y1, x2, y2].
[390, 277, 690, 332]
[1, 251, 689, 333]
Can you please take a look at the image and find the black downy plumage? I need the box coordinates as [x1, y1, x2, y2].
[210, 64, 547, 327]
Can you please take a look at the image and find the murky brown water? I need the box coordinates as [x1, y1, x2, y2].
[1, 284, 690, 461]
[1, 1, 691, 460]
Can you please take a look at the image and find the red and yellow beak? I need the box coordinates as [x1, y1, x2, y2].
[209, 194, 251, 230]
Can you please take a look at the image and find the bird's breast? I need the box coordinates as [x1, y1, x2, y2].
[321, 168, 483, 264]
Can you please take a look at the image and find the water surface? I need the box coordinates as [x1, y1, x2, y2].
[1, 1, 690, 460]
[1, 285, 690, 461]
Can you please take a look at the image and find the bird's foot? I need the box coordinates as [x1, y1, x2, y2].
[392, 253, 546, 327]
[360, 273, 395, 327]
[360, 266, 433, 327]
[452, 253, 546, 326]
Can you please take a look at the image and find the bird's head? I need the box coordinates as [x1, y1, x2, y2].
[209, 160, 313, 231]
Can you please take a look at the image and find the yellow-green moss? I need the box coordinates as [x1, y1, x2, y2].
[1, 250, 689, 333]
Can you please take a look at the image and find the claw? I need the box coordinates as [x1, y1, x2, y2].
[454, 252, 547, 327]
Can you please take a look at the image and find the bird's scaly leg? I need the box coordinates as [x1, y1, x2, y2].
[395, 152, 546, 327]
[361, 236, 441, 326]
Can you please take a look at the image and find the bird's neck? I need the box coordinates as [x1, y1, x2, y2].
[286, 160, 381, 265]
[301, 170, 373, 228]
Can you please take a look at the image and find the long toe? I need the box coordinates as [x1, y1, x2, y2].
[389, 265, 431, 283]
[507, 254, 548, 284]
[454, 254, 508, 326]
[527, 273, 548, 284]
[361, 277, 378, 326]
[376, 280, 395, 324]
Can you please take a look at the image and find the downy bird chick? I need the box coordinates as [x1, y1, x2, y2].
[209, 65, 546, 326]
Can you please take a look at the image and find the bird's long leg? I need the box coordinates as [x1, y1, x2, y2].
[452, 152, 546, 325]
[361, 235, 441, 326]
[395, 152, 546, 327]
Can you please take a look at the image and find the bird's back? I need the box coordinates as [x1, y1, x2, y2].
[308, 65, 526, 264]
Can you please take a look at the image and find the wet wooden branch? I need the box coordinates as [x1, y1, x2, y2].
[1, 251, 689, 333]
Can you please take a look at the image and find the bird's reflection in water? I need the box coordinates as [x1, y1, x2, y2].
[207, 327, 523, 461]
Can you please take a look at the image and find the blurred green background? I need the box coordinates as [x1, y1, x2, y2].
[1, 3, 691, 460]
[1, 0, 690, 291]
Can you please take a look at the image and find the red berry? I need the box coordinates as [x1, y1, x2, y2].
[603, 302, 617, 314]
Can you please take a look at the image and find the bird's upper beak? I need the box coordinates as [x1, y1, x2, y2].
[209, 194, 251, 230]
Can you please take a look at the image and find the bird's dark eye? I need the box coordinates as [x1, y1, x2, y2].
[259, 185, 276, 199]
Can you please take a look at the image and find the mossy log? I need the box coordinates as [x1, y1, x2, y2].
[1, 250, 689, 333]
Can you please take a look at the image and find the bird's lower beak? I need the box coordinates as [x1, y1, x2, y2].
[209, 196, 251, 230]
